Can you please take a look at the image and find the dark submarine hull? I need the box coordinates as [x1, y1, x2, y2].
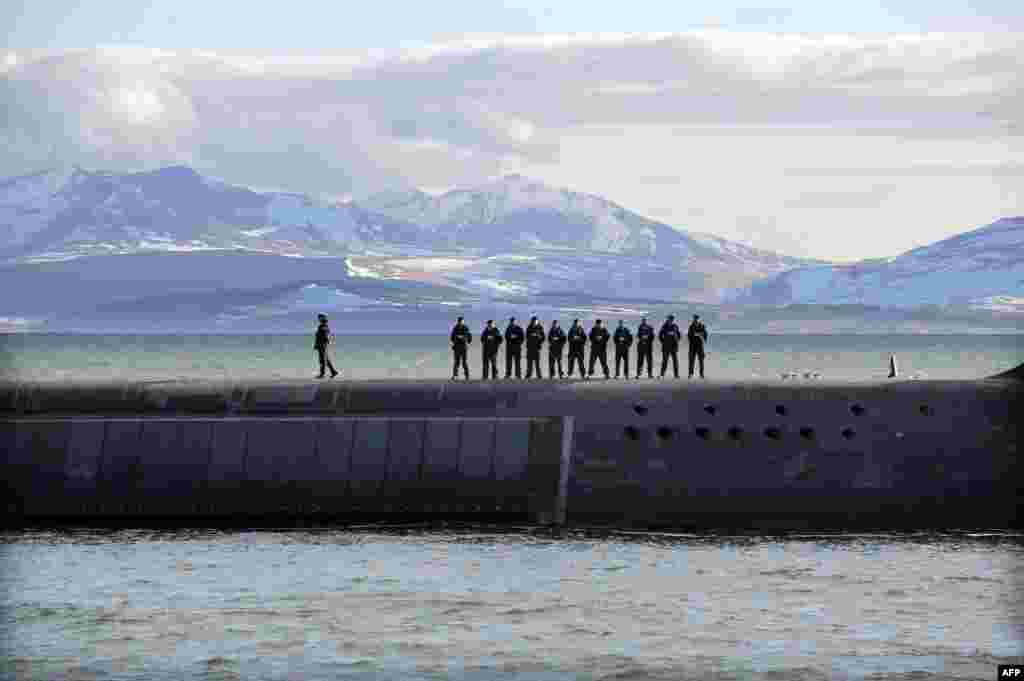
[2, 369, 1019, 531]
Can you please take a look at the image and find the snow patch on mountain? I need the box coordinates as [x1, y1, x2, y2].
[969, 295, 1024, 312]
[239, 227, 278, 237]
[344, 257, 386, 279]
[381, 257, 474, 273]
[0, 165, 829, 303]
[361, 174, 684, 256]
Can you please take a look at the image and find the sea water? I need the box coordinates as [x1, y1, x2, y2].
[2, 334, 1022, 679]
[1, 527, 1021, 680]
[1, 333, 1022, 382]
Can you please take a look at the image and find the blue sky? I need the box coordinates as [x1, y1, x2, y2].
[4, 0, 1022, 48]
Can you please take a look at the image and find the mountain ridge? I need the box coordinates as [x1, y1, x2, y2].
[1, 165, 1020, 325]
[0, 165, 823, 304]
[736, 217, 1024, 309]
[1, 165, 817, 262]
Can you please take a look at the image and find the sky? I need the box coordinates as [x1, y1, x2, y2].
[1, 1, 1022, 261]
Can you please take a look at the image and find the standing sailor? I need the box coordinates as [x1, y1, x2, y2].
[588, 319, 611, 380]
[450, 316, 472, 380]
[524, 316, 546, 379]
[687, 314, 709, 379]
[504, 316, 525, 379]
[613, 320, 633, 379]
[566, 319, 587, 378]
[658, 314, 682, 379]
[480, 319, 502, 380]
[547, 319, 566, 378]
[635, 317, 654, 379]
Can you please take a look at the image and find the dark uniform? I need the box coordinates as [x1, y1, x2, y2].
[450, 319, 472, 380]
[613, 323, 633, 379]
[547, 323, 566, 378]
[567, 321, 587, 378]
[588, 322, 611, 379]
[687, 316, 709, 379]
[314, 317, 338, 379]
[525, 319, 546, 379]
[659, 317, 682, 378]
[504, 319, 525, 379]
[480, 323, 503, 380]
[635, 319, 654, 379]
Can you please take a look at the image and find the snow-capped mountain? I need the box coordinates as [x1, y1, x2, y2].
[0, 165, 433, 260]
[0, 166, 821, 303]
[1, 165, 1021, 330]
[353, 174, 822, 301]
[737, 217, 1024, 309]
[360, 174, 810, 269]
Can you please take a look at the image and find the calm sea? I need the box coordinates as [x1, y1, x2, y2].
[2, 335, 1022, 679]
[1, 333, 1022, 382]
[1, 527, 1022, 680]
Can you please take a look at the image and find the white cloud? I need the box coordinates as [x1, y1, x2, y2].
[584, 81, 667, 96]
[1, 31, 1021, 259]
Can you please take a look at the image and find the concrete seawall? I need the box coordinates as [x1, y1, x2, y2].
[2, 374, 1020, 530]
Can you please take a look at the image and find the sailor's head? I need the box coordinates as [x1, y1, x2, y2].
[509, 317, 516, 323]
[457, 316, 464, 323]
[667, 314, 675, 321]
[530, 316, 537, 323]
[486, 319, 494, 327]
[641, 317, 647, 324]
[573, 318, 580, 325]
[317, 314, 327, 322]
[693, 314, 700, 320]
[618, 320, 625, 327]
[595, 319, 603, 326]
[551, 319, 559, 326]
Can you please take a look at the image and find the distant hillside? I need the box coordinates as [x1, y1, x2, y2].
[0, 166, 822, 305]
[734, 217, 1024, 311]
[0, 165, 427, 259]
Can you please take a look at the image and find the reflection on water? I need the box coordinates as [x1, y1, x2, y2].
[1, 525, 1022, 680]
